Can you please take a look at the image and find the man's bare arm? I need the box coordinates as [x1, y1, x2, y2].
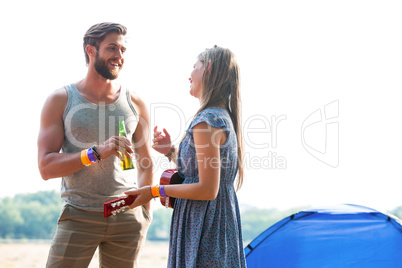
[131, 92, 154, 210]
[37, 88, 85, 180]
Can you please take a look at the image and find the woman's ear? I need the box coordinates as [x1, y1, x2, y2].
[207, 60, 212, 72]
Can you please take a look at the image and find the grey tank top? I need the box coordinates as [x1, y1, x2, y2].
[61, 83, 138, 211]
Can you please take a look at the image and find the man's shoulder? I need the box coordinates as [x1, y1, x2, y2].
[53, 86, 68, 97]
[43, 87, 68, 110]
[126, 89, 151, 121]
[128, 90, 146, 110]
[40, 87, 69, 122]
[48, 87, 68, 102]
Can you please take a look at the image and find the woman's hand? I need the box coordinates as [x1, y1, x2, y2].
[125, 186, 154, 209]
[152, 126, 172, 155]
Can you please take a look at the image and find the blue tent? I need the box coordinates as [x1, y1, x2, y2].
[245, 204, 402, 268]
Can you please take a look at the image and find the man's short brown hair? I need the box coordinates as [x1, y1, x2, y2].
[83, 22, 127, 65]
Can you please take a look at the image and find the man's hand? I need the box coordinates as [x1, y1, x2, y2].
[96, 136, 134, 161]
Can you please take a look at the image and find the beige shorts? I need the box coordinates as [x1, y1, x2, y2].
[46, 204, 151, 268]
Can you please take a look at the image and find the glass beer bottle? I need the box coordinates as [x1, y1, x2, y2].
[118, 121, 134, 170]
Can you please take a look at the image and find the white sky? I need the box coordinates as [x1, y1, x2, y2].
[1, 0, 401, 212]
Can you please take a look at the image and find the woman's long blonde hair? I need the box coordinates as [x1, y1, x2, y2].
[196, 45, 244, 190]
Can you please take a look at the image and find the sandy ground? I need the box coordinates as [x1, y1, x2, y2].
[0, 240, 169, 268]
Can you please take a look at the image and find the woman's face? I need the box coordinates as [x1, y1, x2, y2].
[189, 60, 204, 99]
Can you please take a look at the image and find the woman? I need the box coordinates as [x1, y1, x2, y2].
[126, 45, 246, 267]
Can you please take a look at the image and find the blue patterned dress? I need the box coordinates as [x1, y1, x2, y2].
[168, 107, 247, 268]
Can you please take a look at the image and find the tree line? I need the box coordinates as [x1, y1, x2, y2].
[1, 191, 401, 242]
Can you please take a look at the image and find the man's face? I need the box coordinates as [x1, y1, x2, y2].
[94, 32, 126, 80]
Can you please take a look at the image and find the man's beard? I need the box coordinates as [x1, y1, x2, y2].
[94, 53, 121, 80]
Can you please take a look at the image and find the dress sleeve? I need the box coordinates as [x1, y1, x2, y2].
[187, 109, 228, 135]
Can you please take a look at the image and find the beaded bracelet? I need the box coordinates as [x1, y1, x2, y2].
[165, 146, 176, 162]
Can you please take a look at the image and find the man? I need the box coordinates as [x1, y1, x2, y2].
[38, 22, 153, 267]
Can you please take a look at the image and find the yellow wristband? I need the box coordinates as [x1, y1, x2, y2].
[156, 185, 161, 197]
[81, 149, 92, 166]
